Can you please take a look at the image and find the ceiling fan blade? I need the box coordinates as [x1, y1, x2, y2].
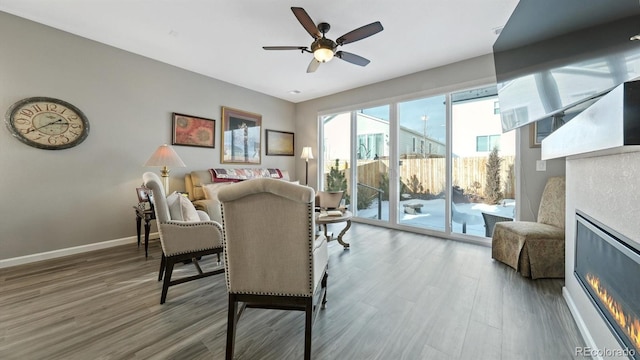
[335, 51, 371, 67]
[307, 58, 321, 73]
[336, 21, 383, 45]
[263, 46, 308, 51]
[291, 7, 321, 39]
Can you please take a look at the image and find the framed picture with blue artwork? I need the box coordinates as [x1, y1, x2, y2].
[221, 107, 262, 164]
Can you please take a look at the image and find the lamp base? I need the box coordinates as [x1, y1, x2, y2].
[305, 161, 309, 185]
[160, 166, 170, 194]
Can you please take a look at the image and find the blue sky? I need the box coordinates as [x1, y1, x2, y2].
[361, 95, 447, 142]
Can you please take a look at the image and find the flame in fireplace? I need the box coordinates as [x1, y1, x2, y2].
[586, 273, 640, 350]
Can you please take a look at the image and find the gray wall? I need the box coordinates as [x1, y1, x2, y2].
[1, 11, 563, 262]
[0, 12, 296, 260]
[518, 126, 566, 221]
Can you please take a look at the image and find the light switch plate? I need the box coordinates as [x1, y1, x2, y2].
[536, 160, 547, 171]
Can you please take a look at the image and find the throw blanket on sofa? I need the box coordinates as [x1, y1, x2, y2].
[210, 168, 282, 182]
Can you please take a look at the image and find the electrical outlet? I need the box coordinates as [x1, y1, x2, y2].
[536, 160, 547, 171]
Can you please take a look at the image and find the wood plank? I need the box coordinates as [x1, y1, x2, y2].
[0, 224, 584, 359]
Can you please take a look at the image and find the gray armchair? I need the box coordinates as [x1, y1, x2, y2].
[142, 172, 224, 304]
[217, 178, 328, 360]
[491, 176, 566, 279]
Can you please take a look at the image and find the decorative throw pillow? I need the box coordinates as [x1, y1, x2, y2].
[202, 183, 233, 201]
[166, 191, 200, 222]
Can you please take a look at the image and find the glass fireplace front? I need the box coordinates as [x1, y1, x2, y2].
[575, 211, 640, 359]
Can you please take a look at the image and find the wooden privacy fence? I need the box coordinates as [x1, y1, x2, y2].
[351, 156, 515, 199]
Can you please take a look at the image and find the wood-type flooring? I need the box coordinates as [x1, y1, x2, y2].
[0, 223, 585, 359]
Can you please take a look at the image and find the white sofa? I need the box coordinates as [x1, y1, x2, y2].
[185, 168, 290, 222]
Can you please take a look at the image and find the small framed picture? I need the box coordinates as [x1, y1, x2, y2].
[265, 129, 295, 156]
[221, 106, 262, 164]
[136, 187, 150, 203]
[172, 113, 216, 148]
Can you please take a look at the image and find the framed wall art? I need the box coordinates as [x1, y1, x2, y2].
[172, 113, 215, 148]
[265, 129, 294, 156]
[221, 106, 262, 164]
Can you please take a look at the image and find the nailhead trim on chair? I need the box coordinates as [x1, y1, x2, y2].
[220, 205, 232, 292]
[220, 195, 318, 297]
[307, 202, 314, 295]
[158, 221, 224, 256]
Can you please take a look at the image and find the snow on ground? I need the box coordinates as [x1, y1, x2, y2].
[357, 198, 515, 237]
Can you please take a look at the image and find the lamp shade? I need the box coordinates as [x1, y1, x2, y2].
[300, 146, 314, 161]
[144, 144, 186, 168]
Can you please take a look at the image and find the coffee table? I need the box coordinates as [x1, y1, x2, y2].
[315, 210, 353, 249]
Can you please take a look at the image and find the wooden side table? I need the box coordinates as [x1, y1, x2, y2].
[134, 204, 155, 258]
[315, 210, 353, 249]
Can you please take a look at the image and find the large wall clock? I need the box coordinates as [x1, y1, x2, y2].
[5, 97, 90, 150]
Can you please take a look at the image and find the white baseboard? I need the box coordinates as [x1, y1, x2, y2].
[563, 286, 601, 360]
[0, 233, 160, 269]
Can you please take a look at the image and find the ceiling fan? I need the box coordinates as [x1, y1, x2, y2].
[263, 7, 384, 73]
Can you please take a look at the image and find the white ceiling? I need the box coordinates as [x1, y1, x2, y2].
[0, 0, 519, 103]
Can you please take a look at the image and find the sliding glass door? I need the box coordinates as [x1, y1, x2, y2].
[321, 112, 352, 208]
[450, 87, 516, 237]
[319, 84, 517, 240]
[355, 106, 390, 222]
[321, 107, 390, 224]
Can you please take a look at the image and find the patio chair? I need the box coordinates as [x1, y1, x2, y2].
[451, 202, 482, 233]
[481, 212, 513, 237]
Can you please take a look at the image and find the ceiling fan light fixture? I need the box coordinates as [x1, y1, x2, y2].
[262, 8, 382, 72]
[314, 47, 334, 62]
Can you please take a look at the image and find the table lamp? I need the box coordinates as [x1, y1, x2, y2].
[144, 144, 186, 193]
[300, 146, 314, 185]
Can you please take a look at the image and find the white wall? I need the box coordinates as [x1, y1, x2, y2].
[0, 12, 296, 261]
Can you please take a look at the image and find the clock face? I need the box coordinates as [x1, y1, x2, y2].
[5, 97, 90, 150]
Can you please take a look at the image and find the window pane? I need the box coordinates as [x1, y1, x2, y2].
[452, 87, 516, 237]
[398, 95, 447, 232]
[322, 113, 351, 199]
[355, 106, 389, 222]
[476, 136, 488, 152]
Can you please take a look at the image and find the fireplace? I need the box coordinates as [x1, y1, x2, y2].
[575, 211, 640, 358]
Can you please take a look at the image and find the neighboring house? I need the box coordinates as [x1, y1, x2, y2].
[323, 112, 446, 163]
[451, 97, 516, 158]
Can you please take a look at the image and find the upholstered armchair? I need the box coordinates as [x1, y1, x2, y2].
[491, 176, 566, 279]
[142, 172, 224, 304]
[217, 178, 328, 360]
